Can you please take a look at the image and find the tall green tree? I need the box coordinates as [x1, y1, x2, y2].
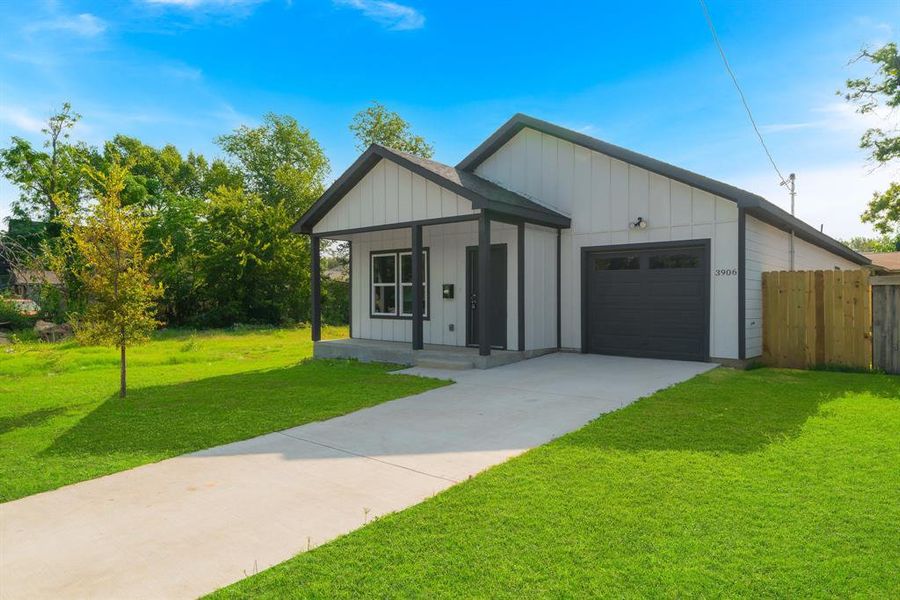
[195, 187, 310, 326]
[59, 162, 162, 398]
[216, 114, 329, 218]
[0, 103, 95, 222]
[842, 234, 899, 253]
[350, 102, 434, 158]
[841, 42, 900, 235]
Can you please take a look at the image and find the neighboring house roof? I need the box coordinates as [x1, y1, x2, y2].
[10, 269, 61, 286]
[457, 113, 870, 266]
[293, 144, 571, 234]
[862, 251, 900, 273]
[323, 265, 349, 282]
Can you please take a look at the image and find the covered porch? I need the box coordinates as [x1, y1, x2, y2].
[295, 144, 569, 365]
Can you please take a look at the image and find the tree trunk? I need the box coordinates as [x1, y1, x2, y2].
[120, 345, 126, 399]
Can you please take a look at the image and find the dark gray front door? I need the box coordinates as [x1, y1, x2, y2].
[583, 242, 709, 361]
[466, 244, 507, 349]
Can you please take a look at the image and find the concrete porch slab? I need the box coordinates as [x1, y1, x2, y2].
[313, 337, 554, 369]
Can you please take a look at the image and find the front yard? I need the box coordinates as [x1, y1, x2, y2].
[213, 367, 900, 598]
[0, 326, 445, 502]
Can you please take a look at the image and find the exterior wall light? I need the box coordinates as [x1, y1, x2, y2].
[630, 217, 648, 229]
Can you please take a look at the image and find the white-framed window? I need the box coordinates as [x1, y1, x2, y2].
[370, 249, 428, 318]
[371, 253, 397, 316]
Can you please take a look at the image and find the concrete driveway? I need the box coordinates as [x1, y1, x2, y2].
[0, 353, 714, 599]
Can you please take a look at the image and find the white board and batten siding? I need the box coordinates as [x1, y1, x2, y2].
[312, 159, 475, 234]
[348, 221, 521, 349]
[524, 224, 558, 351]
[743, 215, 859, 358]
[476, 127, 741, 359]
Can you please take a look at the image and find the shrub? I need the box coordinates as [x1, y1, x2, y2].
[0, 296, 37, 331]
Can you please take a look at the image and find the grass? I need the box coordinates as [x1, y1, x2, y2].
[212, 367, 900, 599]
[0, 326, 446, 502]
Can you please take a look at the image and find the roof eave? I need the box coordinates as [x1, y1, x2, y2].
[460, 113, 869, 266]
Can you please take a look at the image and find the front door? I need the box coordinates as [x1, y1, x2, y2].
[466, 244, 507, 349]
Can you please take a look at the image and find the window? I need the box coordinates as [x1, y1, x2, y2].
[371, 253, 397, 315]
[371, 249, 428, 318]
[649, 254, 700, 269]
[594, 256, 640, 270]
[399, 251, 428, 317]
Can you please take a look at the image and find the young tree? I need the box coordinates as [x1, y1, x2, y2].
[0, 103, 94, 222]
[60, 162, 162, 398]
[350, 102, 434, 158]
[216, 113, 329, 218]
[841, 42, 900, 235]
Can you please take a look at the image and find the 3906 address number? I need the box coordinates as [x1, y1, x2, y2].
[715, 268, 738, 276]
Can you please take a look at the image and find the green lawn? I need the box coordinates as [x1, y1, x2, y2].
[212, 367, 900, 599]
[0, 326, 445, 503]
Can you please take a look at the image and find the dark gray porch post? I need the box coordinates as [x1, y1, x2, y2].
[411, 224, 424, 350]
[310, 235, 321, 342]
[478, 212, 491, 356]
[517, 222, 525, 352]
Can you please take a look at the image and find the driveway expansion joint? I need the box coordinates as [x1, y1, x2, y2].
[275, 430, 460, 484]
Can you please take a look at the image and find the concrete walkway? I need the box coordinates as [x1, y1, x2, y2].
[0, 353, 715, 599]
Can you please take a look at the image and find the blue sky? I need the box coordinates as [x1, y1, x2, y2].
[1, 0, 898, 238]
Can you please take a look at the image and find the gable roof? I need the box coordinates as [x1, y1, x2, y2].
[458, 113, 869, 266]
[292, 144, 570, 234]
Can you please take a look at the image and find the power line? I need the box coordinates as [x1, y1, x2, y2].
[698, 0, 789, 188]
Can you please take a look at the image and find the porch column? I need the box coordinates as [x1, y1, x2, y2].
[517, 221, 525, 352]
[310, 235, 321, 342]
[478, 212, 491, 356]
[411, 224, 424, 350]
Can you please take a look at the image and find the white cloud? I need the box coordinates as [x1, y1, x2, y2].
[760, 101, 899, 137]
[160, 63, 203, 81]
[27, 13, 107, 37]
[0, 106, 45, 135]
[142, 0, 266, 9]
[334, 0, 424, 31]
[729, 161, 899, 240]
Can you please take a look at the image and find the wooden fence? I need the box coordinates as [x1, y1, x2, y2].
[872, 275, 900, 374]
[762, 269, 872, 369]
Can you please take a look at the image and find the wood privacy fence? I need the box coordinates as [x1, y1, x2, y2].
[872, 275, 900, 374]
[762, 270, 872, 370]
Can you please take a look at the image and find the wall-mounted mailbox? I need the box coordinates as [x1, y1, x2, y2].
[442, 284, 454, 299]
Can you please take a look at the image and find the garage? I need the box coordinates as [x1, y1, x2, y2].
[581, 241, 710, 361]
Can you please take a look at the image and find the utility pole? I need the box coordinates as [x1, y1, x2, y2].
[781, 173, 796, 270]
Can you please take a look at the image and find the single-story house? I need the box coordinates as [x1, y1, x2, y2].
[8, 269, 61, 302]
[295, 114, 869, 365]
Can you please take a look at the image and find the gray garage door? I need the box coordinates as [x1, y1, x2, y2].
[583, 243, 709, 361]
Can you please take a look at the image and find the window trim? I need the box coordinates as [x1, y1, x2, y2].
[371, 252, 398, 317]
[369, 248, 430, 320]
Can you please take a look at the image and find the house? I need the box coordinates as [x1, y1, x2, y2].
[862, 251, 900, 274]
[294, 114, 869, 366]
[9, 269, 61, 302]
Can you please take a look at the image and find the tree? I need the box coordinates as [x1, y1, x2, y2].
[216, 114, 329, 218]
[195, 187, 309, 326]
[0, 103, 94, 222]
[59, 162, 162, 398]
[842, 234, 900, 253]
[349, 102, 434, 158]
[841, 42, 900, 235]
